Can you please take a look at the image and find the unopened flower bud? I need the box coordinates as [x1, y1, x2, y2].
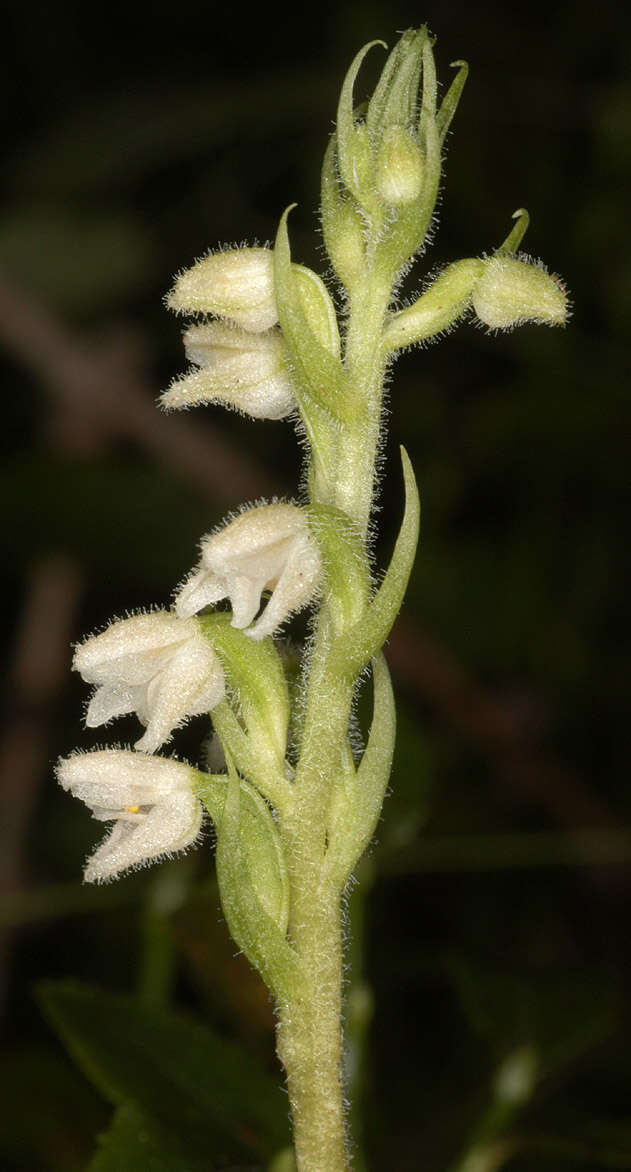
[472, 254, 568, 330]
[376, 125, 425, 206]
[161, 322, 295, 420]
[167, 246, 278, 332]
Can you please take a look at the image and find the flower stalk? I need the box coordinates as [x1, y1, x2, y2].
[58, 24, 568, 1172]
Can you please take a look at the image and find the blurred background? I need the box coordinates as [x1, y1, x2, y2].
[1, 0, 630, 1168]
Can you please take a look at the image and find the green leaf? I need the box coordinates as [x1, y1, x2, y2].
[370, 29, 427, 146]
[320, 132, 366, 291]
[306, 503, 370, 631]
[436, 60, 469, 142]
[197, 769, 290, 936]
[497, 207, 531, 254]
[336, 41, 384, 204]
[215, 763, 304, 1004]
[87, 1103, 209, 1172]
[273, 209, 348, 498]
[332, 447, 420, 678]
[199, 613, 290, 770]
[37, 981, 289, 1162]
[325, 653, 396, 885]
[292, 264, 341, 359]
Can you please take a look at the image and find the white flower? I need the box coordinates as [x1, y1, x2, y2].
[166, 246, 278, 332]
[160, 322, 296, 420]
[175, 504, 321, 641]
[73, 612, 225, 753]
[57, 750, 202, 882]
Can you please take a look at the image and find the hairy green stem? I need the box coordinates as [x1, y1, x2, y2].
[276, 248, 392, 1170]
[334, 270, 391, 536]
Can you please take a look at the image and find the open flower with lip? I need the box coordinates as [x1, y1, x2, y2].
[175, 503, 322, 641]
[73, 612, 225, 753]
[57, 750, 203, 882]
[160, 321, 296, 420]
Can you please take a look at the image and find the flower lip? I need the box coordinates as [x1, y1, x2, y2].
[160, 322, 296, 420]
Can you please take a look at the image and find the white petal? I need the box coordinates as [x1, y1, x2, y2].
[134, 638, 225, 752]
[174, 568, 229, 619]
[74, 613, 196, 685]
[85, 684, 137, 727]
[57, 750, 194, 811]
[246, 533, 322, 639]
[83, 790, 203, 882]
[228, 573, 267, 629]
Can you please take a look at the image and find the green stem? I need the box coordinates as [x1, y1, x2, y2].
[276, 881, 346, 1171]
[275, 235, 394, 1171]
[334, 269, 391, 535]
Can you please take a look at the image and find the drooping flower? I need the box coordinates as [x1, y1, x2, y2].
[57, 750, 202, 882]
[73, 612, 225, 753]
[166, 246, 278, 332]
[174, 504, 321, 640]
[160, 321, 296, 420]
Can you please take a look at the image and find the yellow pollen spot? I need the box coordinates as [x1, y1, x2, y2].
[125, 805, 141, 814]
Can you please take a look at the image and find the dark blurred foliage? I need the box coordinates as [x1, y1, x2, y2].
[0, 0, 630, 1169]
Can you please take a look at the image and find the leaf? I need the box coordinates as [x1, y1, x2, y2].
[333, 447, 420, 678]
[200, 613, 290, 769]
[37, 981, 288, 1163]
[324, 653, 396, 886]
[197, 770, 290, 935]
[336, 40, 385, 203]
[306, 503, 370, 632]
[320, 132, 366, 291]
[436, 60, 469, 142]
[215, 764, 303, 1004]
[87, 1103, 210, 1172]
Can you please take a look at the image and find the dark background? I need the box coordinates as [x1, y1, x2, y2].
[1, 1, 630, 1168]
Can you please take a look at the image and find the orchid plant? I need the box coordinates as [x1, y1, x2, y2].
[58, 26, 567, 1171]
